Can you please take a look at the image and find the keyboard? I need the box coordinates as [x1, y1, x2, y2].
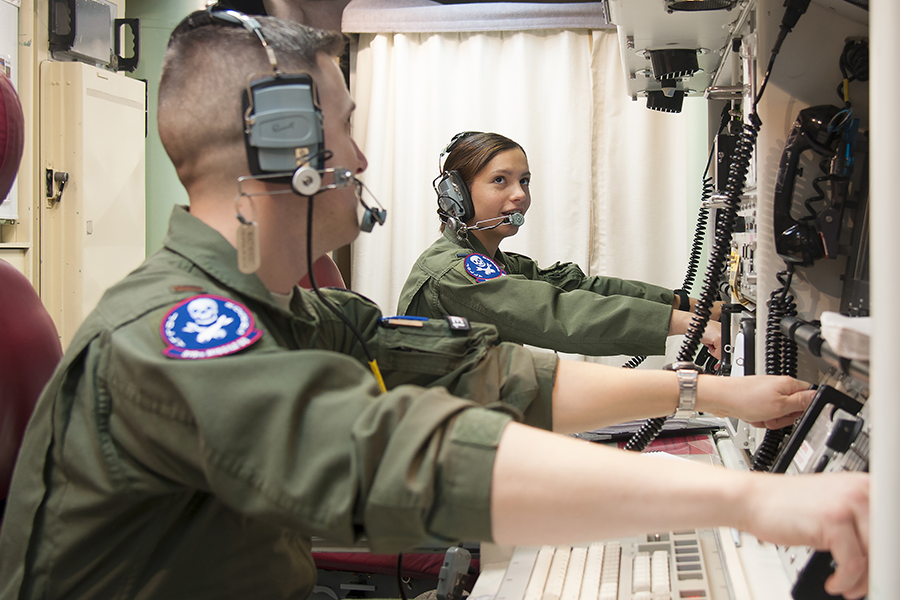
[493, 530, 716, 600]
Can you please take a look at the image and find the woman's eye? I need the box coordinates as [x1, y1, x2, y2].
[493, 176, 505, 184]
[521, 178, 530, 187]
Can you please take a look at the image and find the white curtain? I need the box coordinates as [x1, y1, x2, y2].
[349, 28, 706, 366]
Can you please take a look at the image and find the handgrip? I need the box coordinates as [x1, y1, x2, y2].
[791, 550, 845, 600]
[48, 0, 77, 52]
[115, 18, 141, 72]
[773, 105, 841, 266]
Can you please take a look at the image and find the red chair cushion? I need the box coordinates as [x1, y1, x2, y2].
[313, 551, 479, 582]
[0, 72, 24, 202]
[299, 255, 346, 290]
[0, 260, 63, 500]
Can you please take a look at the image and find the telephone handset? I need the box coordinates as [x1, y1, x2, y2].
[773, 104, 859, 266]
[754, 105, 861, 472]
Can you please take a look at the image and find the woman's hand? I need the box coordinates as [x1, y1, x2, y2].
[668, 312, 722, 360]
[700, 320, 722, 359]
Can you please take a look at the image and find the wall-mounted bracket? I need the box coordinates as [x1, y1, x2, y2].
[46, 169, 69, 207]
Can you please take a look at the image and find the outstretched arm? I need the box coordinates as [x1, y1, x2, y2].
[549, 359, 813, 434]
[490, 424, 869, 599]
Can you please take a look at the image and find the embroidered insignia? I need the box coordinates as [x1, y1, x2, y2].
[446, 316, 471, 331]
[463, 253, 505, 282]
[160, 294, 263, 359]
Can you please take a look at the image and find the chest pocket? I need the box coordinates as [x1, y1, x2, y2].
[375, 319, 498, 385]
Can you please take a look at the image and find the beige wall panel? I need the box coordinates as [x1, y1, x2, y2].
[40, 60, 145, 348]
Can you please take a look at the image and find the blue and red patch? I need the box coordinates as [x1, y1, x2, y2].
[463, 253, 505, 282]
[160, 294, 263, 359]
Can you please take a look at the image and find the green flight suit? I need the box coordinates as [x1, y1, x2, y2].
[0, 206, 558, 600]
[398, 229, 677, 357]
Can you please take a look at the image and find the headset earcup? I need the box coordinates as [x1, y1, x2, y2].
[436, 170, 474, 222]
[243, 74, 325, 178]
[450, 171, 475, 222]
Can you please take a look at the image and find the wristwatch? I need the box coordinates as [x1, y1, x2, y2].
[663, 361, 703, 419]
[673, 288, 690, 312]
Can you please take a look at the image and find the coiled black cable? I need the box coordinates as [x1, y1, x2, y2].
[625, 113, 761, 452]
[621, 355, 648, 369]
[750, 267, 798, 471]
[804, 174, 830, 219]
[835, 38, 869, 106]
[684, 177, 713, 293]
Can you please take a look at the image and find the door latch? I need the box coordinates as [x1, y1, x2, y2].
[46, 169, 69, 207]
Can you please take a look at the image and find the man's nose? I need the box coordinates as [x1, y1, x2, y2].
[353, 139, 368, 174]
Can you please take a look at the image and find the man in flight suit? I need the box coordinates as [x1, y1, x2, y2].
[0, 9, 868, 600]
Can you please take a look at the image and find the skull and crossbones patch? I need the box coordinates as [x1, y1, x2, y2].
[463, 253, 505, 282]
[160, 294, 263, 359]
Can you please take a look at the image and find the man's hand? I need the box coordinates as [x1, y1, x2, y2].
[697, 375, 815, 428]
[493, 424, 869, 600]
[742, 472, 869, 599]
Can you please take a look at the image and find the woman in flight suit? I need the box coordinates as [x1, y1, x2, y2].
[397, 131, 721, 359]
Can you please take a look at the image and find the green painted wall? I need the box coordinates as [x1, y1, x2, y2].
[126, 0, 206, 254]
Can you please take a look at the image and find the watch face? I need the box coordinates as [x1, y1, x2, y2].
[665, 360, 702, 373]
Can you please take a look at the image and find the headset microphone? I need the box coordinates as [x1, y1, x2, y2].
[469, 213, 525, 231]
[360, 205, 387, 233]
[354, 178, 387, 233]
[507, 213, 525, 227]
[444, 213, 525, 237]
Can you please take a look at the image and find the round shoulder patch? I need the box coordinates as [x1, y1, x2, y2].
[464, 253, 505, 282]
[160, 294, 263, 359]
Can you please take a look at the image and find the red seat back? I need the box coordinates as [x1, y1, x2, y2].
[299, 255, 346, 290]
[0, 259, 63, 502]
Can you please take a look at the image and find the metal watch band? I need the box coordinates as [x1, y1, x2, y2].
[664, 361, 701, 419]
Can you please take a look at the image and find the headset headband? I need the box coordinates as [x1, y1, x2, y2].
[438, 131, 482, 174]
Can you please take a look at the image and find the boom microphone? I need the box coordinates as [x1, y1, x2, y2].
[469, 213, 525, 231]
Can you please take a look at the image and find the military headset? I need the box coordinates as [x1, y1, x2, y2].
[181, 5, 385, 229]
[180, 6, 333, 197]
[435, 131, 479, 228]
[435, 131, 525, 236]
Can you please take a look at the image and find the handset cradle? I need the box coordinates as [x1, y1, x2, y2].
[773, 104, 859, 266]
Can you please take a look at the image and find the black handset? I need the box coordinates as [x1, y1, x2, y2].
[792, 551, 845, 600]
[773, 104, 858, 266]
